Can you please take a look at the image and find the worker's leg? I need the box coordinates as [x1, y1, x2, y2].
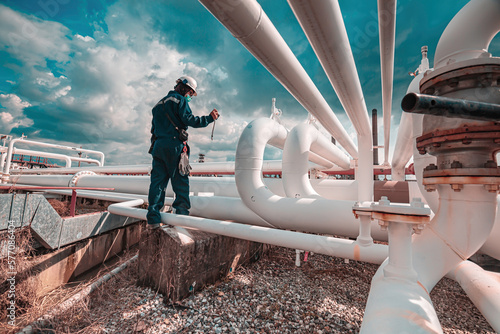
[170, 171, 190, 215]
[147, 155, 170, 225]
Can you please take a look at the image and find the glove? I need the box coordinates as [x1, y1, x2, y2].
[178, 151, 192, 176]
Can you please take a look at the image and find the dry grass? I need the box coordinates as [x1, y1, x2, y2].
[0, 227, 38, 333]
[0, 219, 138, 334]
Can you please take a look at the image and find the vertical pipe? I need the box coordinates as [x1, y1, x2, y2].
[377, 0, 397, 164]
[372, 109, 379, 166]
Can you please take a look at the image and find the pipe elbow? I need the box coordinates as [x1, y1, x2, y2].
[434, 0, 500, 68]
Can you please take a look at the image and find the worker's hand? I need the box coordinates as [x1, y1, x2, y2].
[210, 108, 219, 120]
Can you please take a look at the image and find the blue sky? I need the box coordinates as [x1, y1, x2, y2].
[1, 0, 499, 165]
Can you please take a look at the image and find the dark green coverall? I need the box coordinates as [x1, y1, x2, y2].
[147, 90, 214, 225]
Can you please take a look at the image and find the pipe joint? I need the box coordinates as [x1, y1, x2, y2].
[372, 197, 430, 281]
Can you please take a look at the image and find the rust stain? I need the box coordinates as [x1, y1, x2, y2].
[353, 244, 360, 261]
[417, 281, 429, 297]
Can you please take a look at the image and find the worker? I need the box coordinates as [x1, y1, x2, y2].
[147, 75, 219, 229]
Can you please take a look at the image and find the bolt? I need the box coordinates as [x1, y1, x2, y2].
[410, 198, 424, 208]
[451, 161, 462, 169]
[413, 224, 426, 235]
[484, 160, 497, 168]
[462, 139, 472, 145]
[451, 184, 463, 192]
[379, 196, 390, 206]
[378, 220, 388, 231]
[484, 184, 499, 193]
[425, 164, 438, 171]
[424, 184, 437, 192]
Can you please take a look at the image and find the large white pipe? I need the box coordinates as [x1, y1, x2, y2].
[199, 0, 358, 158]
[9, 173, 289, 198]
[286, 0, 373, 202]
[377, 0, 397, 164]
[390, 112, 412, 181]
[434, 0, 500, 69]
[447, 261, 500, 332]
[282, 122, 350, 198]
[42, 187, 275, 228]
[9, 164, 148, 175]
[287, 0, 372, 138]
[108, 200, 388, 264]
[391, 75, 423, 181]
[235, 118, 385, 239]
[362, 184, 498, 332]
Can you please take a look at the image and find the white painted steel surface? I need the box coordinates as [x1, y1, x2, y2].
[286, 0, 373, 203]
[434, 0, 500, 69]
[108, 199, 388, 264]
[447, 261, 500, 332]
[235, 118, 385, 239]
[377, 0, 397, 164]
[199, 0, 358, 158]
[282, 122, 350, 199]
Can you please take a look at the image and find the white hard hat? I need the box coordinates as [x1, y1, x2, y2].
[176, 75, 198, 96]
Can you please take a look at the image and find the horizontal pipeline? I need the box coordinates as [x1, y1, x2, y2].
[401, 93, 500, 121]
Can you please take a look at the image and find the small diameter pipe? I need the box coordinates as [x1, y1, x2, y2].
[17, 254, 138, 334]
[108, 200, 388, 264]
[402, 93, 500, 121]
[446, 260, 500, 332]
[391, 68, 428, 181]
[3, 138, 105, 181]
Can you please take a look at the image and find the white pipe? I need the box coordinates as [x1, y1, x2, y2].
[480, 196, 500, 260]
[282, 122, 350, 198]
[1, 148, 70, 168]
[235, 118, 385, 239]
[42, 187, 275, 228]
[285, 0, 373, 203]
[362, 184, 498, 332]
[9, 174, 289, 198]
[287, 0, 372, 138]
[377, 0, 397, 164]
[9, 148, 101, 168]
[447, 261, 500, 332]
[199, 0, 358, 158]
[390, 112, 411, 181]
[434, 0, 500, 69]
[108, 200, 388, 264]
[2, 138, 105, 181]
[391, 71, 427, 181]
[9, 164, 152, 175]
[25, 174, 359, 202]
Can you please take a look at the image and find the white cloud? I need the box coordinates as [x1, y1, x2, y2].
[75, 34, 95, 42]
[0, 94, 33, 132]
[0, 2, 267, 164]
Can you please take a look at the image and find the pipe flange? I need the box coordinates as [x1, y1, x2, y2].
[69, 171, 96, 187]
[423, 167, 500, 178]
[423, 176, 500, 193]
[416, 123, 500, 155]
[420, 58, 500, 97]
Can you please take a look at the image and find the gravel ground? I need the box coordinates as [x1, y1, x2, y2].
[40, 246, 495, 333]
